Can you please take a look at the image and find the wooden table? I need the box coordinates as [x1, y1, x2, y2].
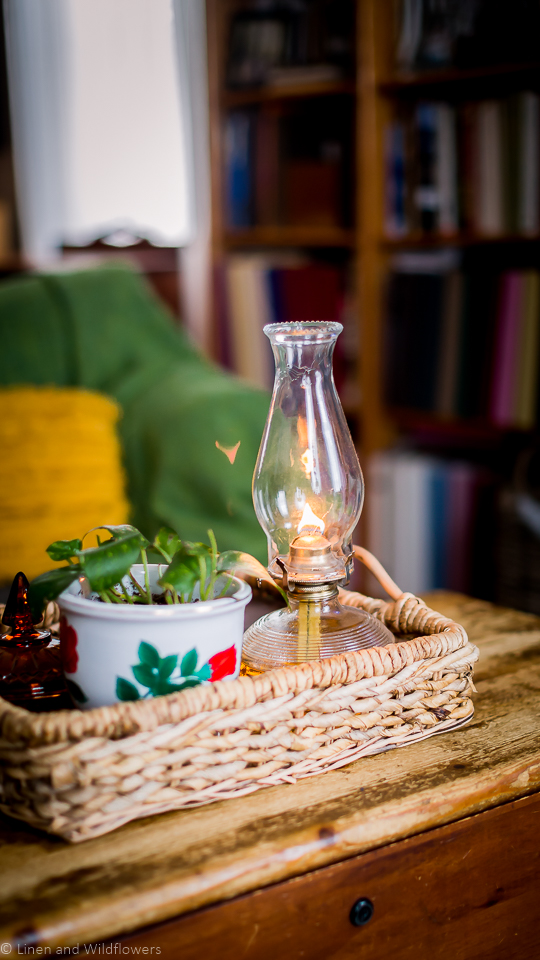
[1, 593, 540, 959]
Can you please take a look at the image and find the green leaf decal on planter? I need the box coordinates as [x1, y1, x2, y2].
[116, 642, 215, 701]
[138, 641, 160, 669]
[116, 677, 140, 701]
[159, 655, 178, 679]
[180, 648, 198, 677]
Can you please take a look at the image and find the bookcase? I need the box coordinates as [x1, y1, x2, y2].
[206, 0, 360, 407]
[205, 0, 540, 609]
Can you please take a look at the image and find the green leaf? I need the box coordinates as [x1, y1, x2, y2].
[28, 566, 81, 620]
[195, 663, 211, 681]
[158, 654, 178, 679]
[182, 541, 212, 558]
[153, 526, 182, 562]
[132, 662, 157, 688]
[217, 551, 288, 604]
[180, 648, 198, 677]
[138, 641, 159, 669]
[177, 677, 202, 689]
[46, 539, 83, 562]
[86, 524, 150, 547]
[77, 533, 142, 593]
[116, 677, 141, 701]
[158, 547, 201, 597]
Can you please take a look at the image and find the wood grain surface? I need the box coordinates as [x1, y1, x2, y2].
[1, 593, 540, 948]
[113, 791, 540, 960]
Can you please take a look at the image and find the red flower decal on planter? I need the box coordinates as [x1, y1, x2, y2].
[208, 644, 237, 681]
[60, 616, 78, 673]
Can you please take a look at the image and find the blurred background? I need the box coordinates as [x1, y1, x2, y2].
[2, 0, 540, 612]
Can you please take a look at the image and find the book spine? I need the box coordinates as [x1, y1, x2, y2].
[519, 92, 540, 235]
[414, 103, 439, 233]
[514, 271, 540, 429]
[435, 271, 463, 417]
[384, 122, 407, 237]
[226, 257, 270, 387]
[392, 454, 433, 595]
[490, 272, 525, 426]
[445, 462, 476, 593]
[225, 112, 253, 228]
[436, 104, 458, 236]
[254, 108, 281, 227]
[429, 461, 448, 589]
[475, 101, 504, 236]
[366, 451, 396, 587]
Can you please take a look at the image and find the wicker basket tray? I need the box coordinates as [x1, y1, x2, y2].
[0, 571, 478, 843]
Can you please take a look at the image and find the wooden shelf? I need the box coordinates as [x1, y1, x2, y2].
[379, 61, 540, 98]
[381, 233, 540, 250]
[224, 226, 355, 249]
[0, 254, 26, 273]
[223, 79, 356, 108]
[389, 408, 532, 446]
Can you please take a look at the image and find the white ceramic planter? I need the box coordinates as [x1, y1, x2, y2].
[57, 564, 251, 709]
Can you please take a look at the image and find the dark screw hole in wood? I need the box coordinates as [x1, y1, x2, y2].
[349, 897, 374, 927]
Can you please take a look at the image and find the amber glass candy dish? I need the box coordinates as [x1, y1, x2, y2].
[0, 571, 72, 711]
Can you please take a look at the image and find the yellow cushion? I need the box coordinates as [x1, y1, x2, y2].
[0, 386, 129, 581]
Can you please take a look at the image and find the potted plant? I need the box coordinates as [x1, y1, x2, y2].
[29, 525, 283, 710]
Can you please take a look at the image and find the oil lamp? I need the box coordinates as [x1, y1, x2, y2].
[243, 321, 393, 673]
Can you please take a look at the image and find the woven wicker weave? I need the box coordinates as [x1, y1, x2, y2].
[0, 567, 477, 843]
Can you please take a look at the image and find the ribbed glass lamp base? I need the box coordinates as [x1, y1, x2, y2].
[242, 597, 394, 674]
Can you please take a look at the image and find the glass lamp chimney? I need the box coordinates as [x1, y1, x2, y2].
[252, 322, 364, 583]
[243, 322, 394, 676]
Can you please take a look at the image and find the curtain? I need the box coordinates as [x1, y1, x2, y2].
[3, 0, 197, 262]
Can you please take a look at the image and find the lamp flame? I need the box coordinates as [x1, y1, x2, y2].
[297, 503, 325, 535]
[300, 448, 313, 478]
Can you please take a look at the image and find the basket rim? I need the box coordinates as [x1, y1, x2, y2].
[0, 590, 469, 748]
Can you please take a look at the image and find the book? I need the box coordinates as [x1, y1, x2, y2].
[367, 449, 483, 597]
[414, 104, 439, 233]
[434, 270, 463, 417]
[436, 104, 458, 235]
[384, 122, 407, 237]
[392, 453, 435, 595]
[514, 271, 540, 429]
[225, 256, 273, 389]
[519, 92, 540, 235]
[385, 250, 459, 412]
[383, 252, 540, 431]
[430, 460, 449, 588]
[278, 264, 342, 323]
[367, 450, 434, 595]
[224, 112, 254, 228]
[222, 256, 344, 391]
[366, 451, 396, 584]
[386, 93, 540, 240]
[445, 461, 476, 592]
[254, 108, 281, 226]
[474, 100, 504, 235]
[455, 267, 499, 420]
[490, 272, 526, 426]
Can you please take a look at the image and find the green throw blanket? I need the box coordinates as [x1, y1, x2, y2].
[0, 264, 269, 560]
